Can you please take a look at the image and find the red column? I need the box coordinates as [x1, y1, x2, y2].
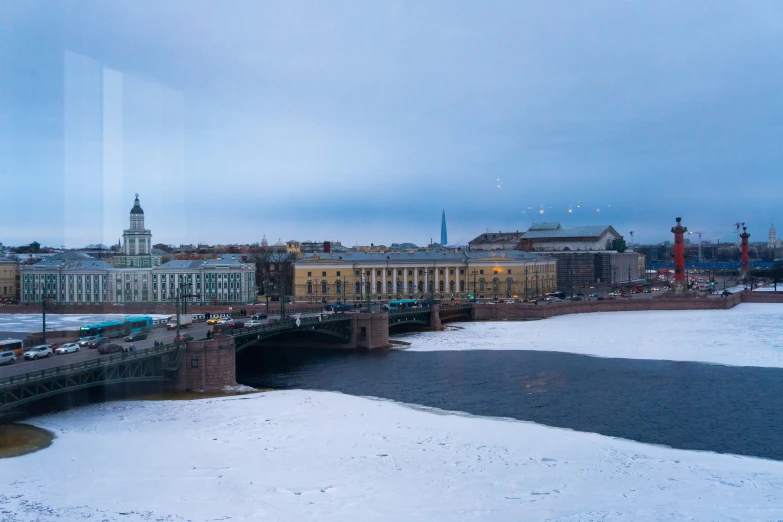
[671, 217, 687, 282]
[740, 227, 750, 272]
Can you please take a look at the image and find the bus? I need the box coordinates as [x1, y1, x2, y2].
[79, 320, 125, 339]
[0, 339, 24, 356]
[323, 304, 353, 314]
[124, 316, 153, 335]
[387, 299, 421, 311]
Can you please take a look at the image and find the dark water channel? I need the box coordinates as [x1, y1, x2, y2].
[237, 346, 783, 461]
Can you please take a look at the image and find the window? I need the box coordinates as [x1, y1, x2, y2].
[336, 271, 341, 277]
[321, 281, 327, 294]
[322, 271, 326, 277]
[418, 270, 423, 275]
[479, 280, 485, 291]
[439, 280, 445, 292]
[356, 270, 360, 276]
[459, 281, 465, 291]
[397, 270, 402, 275]
[460, 269, 464, 274]
[408, 270, 412, 276]
[377, 270, 381, 276]
[508, 269, 512, 274]
[376, 281, 382, 293]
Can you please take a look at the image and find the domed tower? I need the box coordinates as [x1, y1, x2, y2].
[123, 194, 153, 256]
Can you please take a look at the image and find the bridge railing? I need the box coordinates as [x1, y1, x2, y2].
[229, 314, 351, 338]
[387, 307, 432, 315]
[0, 342, 180, 389]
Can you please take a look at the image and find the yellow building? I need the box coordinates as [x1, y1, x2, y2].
[294, 250, 557, 302]
[0, 257, 17, 303]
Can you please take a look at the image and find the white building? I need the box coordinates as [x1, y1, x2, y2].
[520, 222, 622, 252]
[20, 196, 256, 305]
[113, 194, 162, 268]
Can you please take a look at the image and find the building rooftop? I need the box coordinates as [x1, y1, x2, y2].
[522, 223, 617, 240]
[468, 232, 524, 246]
[299, 250, 546, 263]
[21, 251, 113, 271]
[155, 256, 252, 270]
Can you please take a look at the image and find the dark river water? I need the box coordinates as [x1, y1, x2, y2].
[237, 345, 783, 461]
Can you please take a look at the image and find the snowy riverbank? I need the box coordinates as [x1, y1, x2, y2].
[4, 390, 783, 521]
[401, 303, 783, 368]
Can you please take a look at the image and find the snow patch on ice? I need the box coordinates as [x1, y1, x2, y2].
[222, 384, 257, 393]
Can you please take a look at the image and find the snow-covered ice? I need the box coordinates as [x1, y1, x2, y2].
[0, 313, 171, 334]
[401, 303, 783, 368]
[3, 391, 783, 521]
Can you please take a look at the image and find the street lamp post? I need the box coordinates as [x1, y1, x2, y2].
[471, 269, 478, 299]
[535, 270, 539, 298]
[524, 266, 529, 300]
[41, 294, 54, 345]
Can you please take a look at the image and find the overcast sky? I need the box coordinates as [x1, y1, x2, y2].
[1, 1, 782, 248]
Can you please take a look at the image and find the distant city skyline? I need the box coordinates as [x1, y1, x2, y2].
[1, 1, 781, 247]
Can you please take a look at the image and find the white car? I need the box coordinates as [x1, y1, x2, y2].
[244, 320, 261, 327]
[24, 345, 52, 360]
[0, 351, 16, 365]
[505, 299, 515, 304]
[55, 343, 80, 354]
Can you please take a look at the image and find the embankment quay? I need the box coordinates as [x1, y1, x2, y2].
[1, 292, 781, 418]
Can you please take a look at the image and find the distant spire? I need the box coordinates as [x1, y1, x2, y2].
[441, 209, 448, 245]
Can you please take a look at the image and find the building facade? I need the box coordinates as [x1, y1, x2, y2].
[0, 257, 17, 303]
[20, 196, 256, 305]
[294, 250, 557, 302]
[549, 251, 645, 292]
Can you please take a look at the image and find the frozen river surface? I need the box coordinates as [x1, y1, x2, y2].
[4, 391, 783, 522]
[401, 303, 783, 368]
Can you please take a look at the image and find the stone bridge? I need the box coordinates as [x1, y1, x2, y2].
[0, 306, 473, 417]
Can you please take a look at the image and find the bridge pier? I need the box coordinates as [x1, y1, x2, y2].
[170, 335, 237, 392]
[349, 313, 390, 349]
[428, 305, 443, 330]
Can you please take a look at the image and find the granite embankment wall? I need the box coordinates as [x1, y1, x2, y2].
[473, 292, 783, 321]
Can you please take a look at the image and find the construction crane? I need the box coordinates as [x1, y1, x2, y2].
[689, 231, 705, 263]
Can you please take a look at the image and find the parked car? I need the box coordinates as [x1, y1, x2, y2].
[251, 313, 267, 320]
[174, 333, 193, 343]
[55, 343, 80, 354]
[88, 337, 110, 349]
[124, 331, 148, 342]
[98, 343, 124, 355]
[0, 351, 16, 365]
[78, 335, 102, 347]
[24, 345, 52, 360]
